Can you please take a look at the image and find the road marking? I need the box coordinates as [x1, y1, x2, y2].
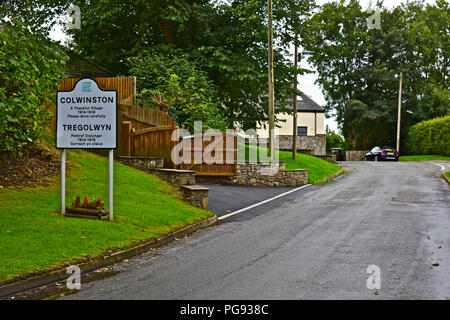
[218, 184, 313, 221]
[431, 162, 446, 172]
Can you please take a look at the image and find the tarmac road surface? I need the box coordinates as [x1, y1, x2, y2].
[62, 161, 450, 300]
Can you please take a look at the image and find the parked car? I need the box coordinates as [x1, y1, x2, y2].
[331, 148, 344, 161]
[365, 146, 399, 161]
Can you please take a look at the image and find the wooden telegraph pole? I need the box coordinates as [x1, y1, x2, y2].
[396, 72, 403, 153]
[292, 34, 299, 159]
[268, 0, 275, 160]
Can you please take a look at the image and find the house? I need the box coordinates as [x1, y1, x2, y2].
[256, 93, 326, 156]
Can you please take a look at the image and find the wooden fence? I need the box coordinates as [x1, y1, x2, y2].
[59, 76, 136, 105]
[177, 132, 237, 176]
[120, 103, 177, 167]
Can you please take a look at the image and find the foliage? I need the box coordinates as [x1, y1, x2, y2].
[129, 48, 226, 131]
[302, 0, 450, 150]
[0, 19, 67, 153]
[326, 130, 345, 152]
[2, 1, 314, 130]
[406, 116, 450, 156]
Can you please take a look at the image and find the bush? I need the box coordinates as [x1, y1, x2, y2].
[407, 116, 450, 156]
[0, 19, 67, 154]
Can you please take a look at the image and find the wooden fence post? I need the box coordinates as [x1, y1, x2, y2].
[122, 121, 132, 156]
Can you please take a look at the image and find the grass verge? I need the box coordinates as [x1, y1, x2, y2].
[399, 155, 450, 162]
[0, 149, 213, 282]
[244, 145, 341, 184]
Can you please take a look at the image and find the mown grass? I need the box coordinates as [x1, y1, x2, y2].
[445, 172, 450, 179]
[244, 145, 341, 184]
[399, 155, 450, 162]
[0, 150, 213, 282]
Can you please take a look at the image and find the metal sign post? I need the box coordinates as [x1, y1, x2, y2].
[61, 148, 66, 214]
[56, 78, 117, 221]
[109, 149, 113, 221]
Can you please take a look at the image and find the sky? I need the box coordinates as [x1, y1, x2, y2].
[49, 0, 438, 133]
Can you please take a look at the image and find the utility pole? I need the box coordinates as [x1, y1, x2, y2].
[268, 0, 275, 160]
[396, 72, 403, 153]
[292, 34, 298, 159]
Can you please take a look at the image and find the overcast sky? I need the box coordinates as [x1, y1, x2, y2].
[50, 0, 438, 133]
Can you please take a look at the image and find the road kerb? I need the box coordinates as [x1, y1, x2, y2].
[0, 215, 218, 298]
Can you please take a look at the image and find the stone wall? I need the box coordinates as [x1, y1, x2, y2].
[345, 150, 368, 161]
[278, 134, 326, 156]
[117, 156, 208, 210]
[181, 185, 209, 210]
[198, 162, 308, 187]
[116, 156, 164, 170]
[315, 153, 337, 163]
[148, 168, 196, 186]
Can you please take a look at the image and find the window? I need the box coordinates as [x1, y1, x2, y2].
[297, 127, 307, 136]
[370, 147, 381, 153]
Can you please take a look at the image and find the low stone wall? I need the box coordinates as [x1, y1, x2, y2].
[148, 168, 196, 186]
[118, 157, 208, 210]
[116, 156, 164, 170]
[345, 150, 368, 161]
[315, 153, 337, 163]
[181, 185, 209, 210]
[198, 162, 308, 187]
[278, 134, 326, 156]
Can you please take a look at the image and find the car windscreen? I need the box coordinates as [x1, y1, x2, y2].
[370, 147, 380, 153]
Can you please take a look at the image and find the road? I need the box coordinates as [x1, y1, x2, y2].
[62, 161, 449, 299]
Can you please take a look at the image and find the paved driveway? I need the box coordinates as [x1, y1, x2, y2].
[62, 161, 449, 300]
[199, 183, 319, 217]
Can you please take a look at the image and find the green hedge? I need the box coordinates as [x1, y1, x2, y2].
[407, 116, 450, 156]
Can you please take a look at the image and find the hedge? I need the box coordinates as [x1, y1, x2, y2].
[407, 116, 450, 156]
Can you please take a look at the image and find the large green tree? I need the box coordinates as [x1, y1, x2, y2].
[1, 0, 315, 130]
[302, 0, 449, 150]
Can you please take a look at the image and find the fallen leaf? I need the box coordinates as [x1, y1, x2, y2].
[432, 263, 439, 267]
[398, 291, 404, 294]
[394, 277, 400, 280]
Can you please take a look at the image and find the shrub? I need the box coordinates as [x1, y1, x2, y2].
[407, 116, 450, 156]
[0, 19, 67, 154]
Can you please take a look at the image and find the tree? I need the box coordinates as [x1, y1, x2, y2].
[302, 0, 449, 151]
[2, 1, 305, 131]
[129, 47, 226, 131]
[0, 19, 67, 154]
[326, 130, 345, 152]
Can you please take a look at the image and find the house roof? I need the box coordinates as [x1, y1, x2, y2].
[64, 51, 116, 78]
[283, 93, 324, 113]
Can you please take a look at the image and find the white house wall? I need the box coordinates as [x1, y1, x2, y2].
[256, 112, 325, 138]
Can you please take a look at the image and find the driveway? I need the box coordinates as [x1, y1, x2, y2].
[199, 183, 319, 217]
[62, 161, 449, 299]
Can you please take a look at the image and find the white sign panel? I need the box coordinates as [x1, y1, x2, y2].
[56, 78, 117, 149]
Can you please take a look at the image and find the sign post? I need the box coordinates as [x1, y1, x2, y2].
[56, 78, 117, 221]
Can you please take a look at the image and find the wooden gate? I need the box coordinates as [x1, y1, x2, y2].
[178, 132, 237, 176]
